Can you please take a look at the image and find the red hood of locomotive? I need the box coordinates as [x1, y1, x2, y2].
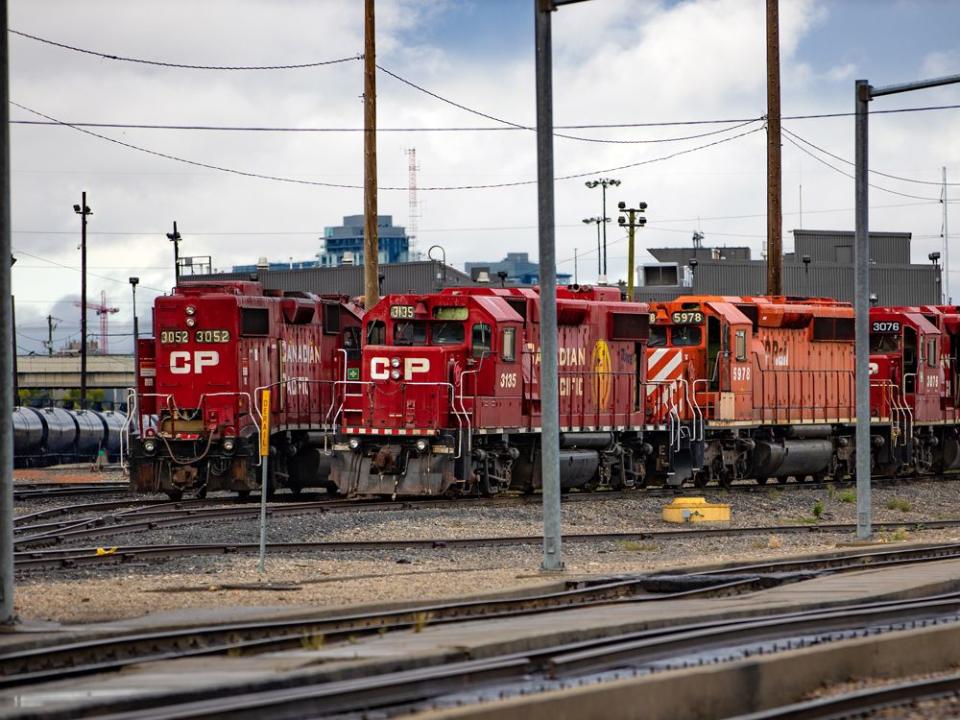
[355, 345, 459, 432]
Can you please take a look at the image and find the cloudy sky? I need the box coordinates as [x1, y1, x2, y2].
[9, 0, 960, 355]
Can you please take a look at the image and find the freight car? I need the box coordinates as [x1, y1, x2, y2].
[13, 406, 125, 467]
[128, 280, 363, 500]
[328, 285, 652, 496]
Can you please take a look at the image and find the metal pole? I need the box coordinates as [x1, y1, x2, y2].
[945, 166, 950, 304]
[626, 209, 636, 299]
[765, 0, 783, 296]
[47, 315, 54, 356]
[601, 183, 607, 278]
[258, 388, 271, 574]
[0, 0, 15, 624]
[854, 79, 871, 540]
[10, 296, 15, 407]
[80, 191, 88, 409]
[595, 221, 601, 278]
[363, 0, 380, 309]
[172, 221, 180, 284]
[535, 0, 563, 572]
[573, 248, 578, 285]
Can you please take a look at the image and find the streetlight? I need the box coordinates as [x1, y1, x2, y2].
[166, 221, 182, 285]
[581, 217, 604, 282]
[129, 276, 139, 433]
[74, 193, 92, 409]
[428, 244, 446, 289]
[585, 177, 619, 278]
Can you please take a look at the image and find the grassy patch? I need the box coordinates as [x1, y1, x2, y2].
[812, 499, 825, 520]
[617, 540, 658, 552]
[837, 489, 857, 504]
[886, 497, 913, 512]
[880, 526, 911, 542]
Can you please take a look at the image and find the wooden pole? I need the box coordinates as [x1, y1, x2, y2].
[363, 0, 379, 308]
[765, 0, 782, 296]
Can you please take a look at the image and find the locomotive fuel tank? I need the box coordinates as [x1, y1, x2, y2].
[751, 438, 833, 479]
[37, 407, 78, 455]
[559, 432, 615, 450]
[13, 407, 44, 457]
[559, 449, 601, 488]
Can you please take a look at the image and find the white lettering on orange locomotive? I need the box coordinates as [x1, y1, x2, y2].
[169, 350, 220, 375]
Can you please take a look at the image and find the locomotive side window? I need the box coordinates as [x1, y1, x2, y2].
[502, 328, 516, 362]
[394, 320, 427, 346]
[323, 304, 341, 335]
[928, 338, 938, 368]
[241, 308, 269, 336]
[472, 323, 492, 358]
[735, 330, 747, 361]
[432, 321, 465, 345]
[671, 325, 702, 347]
[648, 326, 667, 347]
[367, 320, 386, 345]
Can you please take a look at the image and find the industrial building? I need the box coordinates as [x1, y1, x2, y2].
[465, 252, 572, 285]
[635, 229, 943, 305]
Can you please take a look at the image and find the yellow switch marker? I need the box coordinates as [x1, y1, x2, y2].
[662, 496, 731, 524]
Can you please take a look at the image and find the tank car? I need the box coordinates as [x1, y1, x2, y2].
[128, 280, 363, 500]
[328, 285, 651, 497]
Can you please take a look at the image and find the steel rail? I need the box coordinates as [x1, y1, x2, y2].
[16, 521, 960, 570]
[733, 672, 960, 719]
[17, 591, 960, 719]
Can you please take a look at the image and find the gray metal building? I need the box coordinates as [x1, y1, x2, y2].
[191, 260, 473, 297]
[635, 229, 942, 305]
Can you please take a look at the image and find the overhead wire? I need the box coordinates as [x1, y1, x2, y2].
[783, 127, 960, 187]
[8, 28, 361, 70]
[10, 101, 764, 191]
[13, 248, 167, 293]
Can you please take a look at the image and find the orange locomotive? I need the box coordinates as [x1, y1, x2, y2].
[328, 285, 652, 496]
[643, 295, 858, 486]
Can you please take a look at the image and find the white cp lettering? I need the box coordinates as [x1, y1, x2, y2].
[370, 357, 390, 380]
[169, 350, 221, 375]
[404, 358, 429, 379]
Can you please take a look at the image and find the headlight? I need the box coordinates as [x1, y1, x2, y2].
[185, 305, 196, 316]
[223, 438, 235, 453]
[415, 438, 429, 453]
[143, 439, 156, 454]
[186, 317, 196, 327]
[348, 438, 361, 450]
[390, 369, 401, 380]
[390, 357, 401, 368]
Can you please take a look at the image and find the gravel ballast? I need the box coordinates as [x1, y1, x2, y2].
[13, 478, 960, 624]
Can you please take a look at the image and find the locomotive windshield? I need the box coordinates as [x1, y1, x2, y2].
[870, 333, 901, 353]
[649, 326, 667, 347]
[672, 325, 702, 347]
[394, 320, 428, 345]
[432, 321, 465, 345]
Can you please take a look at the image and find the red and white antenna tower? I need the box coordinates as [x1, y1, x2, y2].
[74, 290, 119, 354]
[405, 148, 419, 257]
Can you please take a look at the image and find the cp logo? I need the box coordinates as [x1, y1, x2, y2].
[370, 357, 430, 380]
[169, 350, 220, 375]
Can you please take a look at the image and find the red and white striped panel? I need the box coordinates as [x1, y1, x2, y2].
[343, 427, 436, 436]
[645, 348, 685, 422]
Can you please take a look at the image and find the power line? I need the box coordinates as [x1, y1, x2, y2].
[781, 133, 943, 202]
[783, 126, 960, 187]
[9, 28, 361, 70]
[10, 100, 763, 191]
[13, 248, 167, 293]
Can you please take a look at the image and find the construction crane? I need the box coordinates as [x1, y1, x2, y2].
[74, 290, 119, 355]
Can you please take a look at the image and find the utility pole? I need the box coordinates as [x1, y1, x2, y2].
[765, 0, 782, 296]
[363, 0, 380, 309]
[166, 221, 181, 285]
[573, 248, 578, 285]
[944, 167, 950, 304]
[46, 315, 57, 356]
[854, 71, 960, 541]
[1, 0, 16, 625]
[618, 201, 648, 299]
[73, 192, 92, 409]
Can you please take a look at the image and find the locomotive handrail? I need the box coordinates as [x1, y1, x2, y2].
[119, 387, 137, 471]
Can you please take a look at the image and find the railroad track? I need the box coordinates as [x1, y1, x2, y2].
[12, 481, 128, 500]
[737, 672, 960, 719]
[16, 521, 960, 570]
[10, 562, 960, 718]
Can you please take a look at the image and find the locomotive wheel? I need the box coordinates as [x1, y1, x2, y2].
[165, 489, 183, 502]
[196, 486, 208, 499]
[479, 474, 500, 497]
[237, 490, 251, 500]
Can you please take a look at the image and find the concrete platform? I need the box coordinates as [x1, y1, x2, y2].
[4, 556, 960, 717]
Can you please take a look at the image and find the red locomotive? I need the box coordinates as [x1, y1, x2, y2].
[128, 280, 363, 499]
[328, 285, 651, 496]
